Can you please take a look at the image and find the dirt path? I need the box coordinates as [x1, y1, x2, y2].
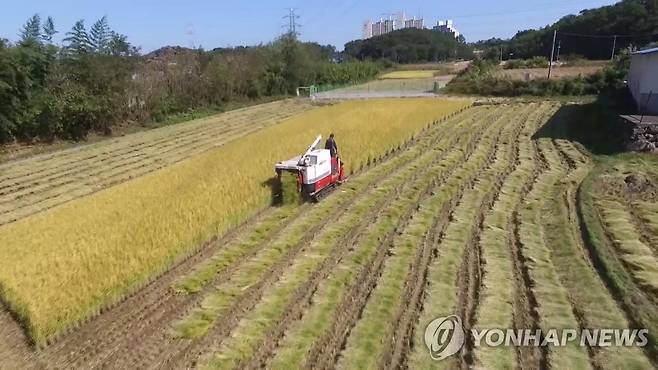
[0, 308, 40, 370]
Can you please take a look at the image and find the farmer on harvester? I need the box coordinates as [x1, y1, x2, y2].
[325, 133, 339, 174]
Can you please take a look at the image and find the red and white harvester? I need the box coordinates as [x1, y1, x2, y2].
[275, 135, 345, 202]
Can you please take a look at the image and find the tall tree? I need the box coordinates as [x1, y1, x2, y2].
[63, 20, 92, 55]
[90, 16, 111, 53]
[108, 32, 136, 56]
[42, 17, 57, 44]
[19, 14, 41, 45]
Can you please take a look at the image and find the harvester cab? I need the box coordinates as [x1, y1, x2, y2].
[275, 135, 345, 202]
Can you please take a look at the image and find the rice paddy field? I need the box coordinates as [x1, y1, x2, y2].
[0, 98, 656, 370]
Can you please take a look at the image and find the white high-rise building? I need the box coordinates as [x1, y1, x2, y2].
[362, 20, 373, 39]
[361, 11, 426, 39]
[404, 18, 424, 29]
[433, 20, 460, 38]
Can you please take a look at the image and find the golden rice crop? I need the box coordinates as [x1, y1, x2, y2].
[379, 70, 438, 79]
[0, 98, 470, 346]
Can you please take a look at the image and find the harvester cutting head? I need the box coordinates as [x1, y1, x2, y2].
[275, 135, 345, 202]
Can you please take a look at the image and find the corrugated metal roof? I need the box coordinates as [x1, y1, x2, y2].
[633, 47, 658, 55]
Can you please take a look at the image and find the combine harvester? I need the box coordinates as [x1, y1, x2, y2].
[275, 135, 345, 202]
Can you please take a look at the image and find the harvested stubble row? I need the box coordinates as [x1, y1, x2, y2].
[516, 139, 592, 368]
[579, 166, 658, 362]
[198, 101, 498, 370]
[338, 106, 523, 370]
[404, 102, 530, 370]
[633, 201, 658, 248]
[594, 198, 658, 294]
[544, 140, 652, 369]
[0, 100, 316, 225]
[471, 103, 555, 368]
[0, 98, 469, 347]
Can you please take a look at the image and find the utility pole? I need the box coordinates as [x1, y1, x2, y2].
[548, 29, 557, 80]
[283, 8, 301, 37]
[611, 35, 617, 60]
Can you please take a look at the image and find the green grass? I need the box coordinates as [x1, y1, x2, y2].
[279, 172, 302, 206]
[172, 204, 303, 295]
[149, 96, 286, 127]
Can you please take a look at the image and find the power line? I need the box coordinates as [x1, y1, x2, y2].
[446, 0, 613, 20]
[557, 31, 658, 39]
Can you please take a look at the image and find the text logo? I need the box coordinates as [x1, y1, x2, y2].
[424, 315, 465, 361]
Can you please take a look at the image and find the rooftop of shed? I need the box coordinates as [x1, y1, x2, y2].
[620, 114, 658, 125]
[633, 47, 658, 55]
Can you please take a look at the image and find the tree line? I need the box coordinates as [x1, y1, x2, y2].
[0, 16, 379, 143]
[474, 0, 658, 60]
[344, 28, 473, 64]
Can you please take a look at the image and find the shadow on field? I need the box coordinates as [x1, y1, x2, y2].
[263, 172, 302, 207]
[262, 176, 283, 206]
[532, 91, 635, 155]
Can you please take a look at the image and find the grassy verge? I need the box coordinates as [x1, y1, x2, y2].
[0, 97, 288, 164]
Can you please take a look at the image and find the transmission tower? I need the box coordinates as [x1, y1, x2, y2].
[283, 8, 301, 37]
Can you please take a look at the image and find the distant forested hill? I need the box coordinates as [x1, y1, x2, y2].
[344, 28, 473, 63]
[475, 0, 658, 60]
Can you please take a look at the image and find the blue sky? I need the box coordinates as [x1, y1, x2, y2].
[1, 0, 619, 52]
